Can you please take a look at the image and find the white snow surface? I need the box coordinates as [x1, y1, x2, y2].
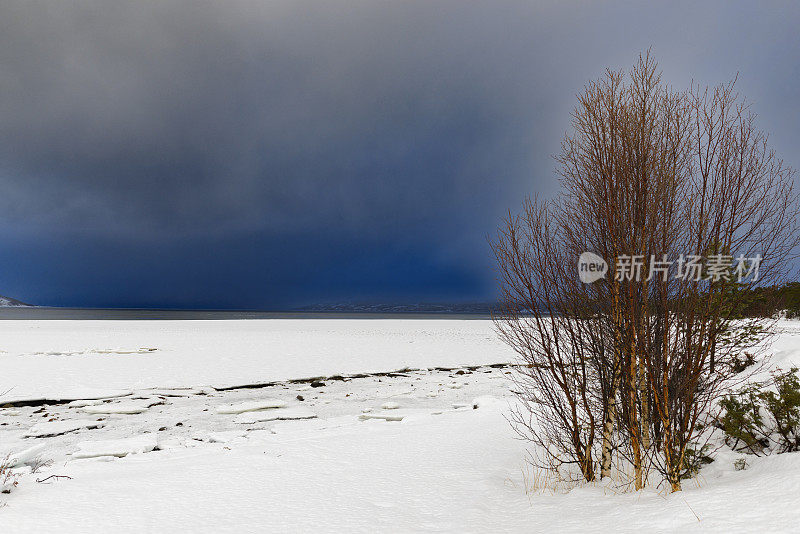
[215, 399, 287, 414]
[80, 400, 160, 415]
[24, 420, 105, 438]
[6, 443, 48, 468]
[234, 406, 317, 424]
[1, 318, 800, 532]
[358, 410, 410, 422]
[0, 319, 512, 403]
[72, 435, 158, 459]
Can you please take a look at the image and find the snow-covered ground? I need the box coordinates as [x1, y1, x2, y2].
[0, 319, 513, 404]
[2, 318, 800, 532]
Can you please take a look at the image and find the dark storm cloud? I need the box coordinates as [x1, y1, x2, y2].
[0, 1, 540, 238]
[0, 1, 798, 307]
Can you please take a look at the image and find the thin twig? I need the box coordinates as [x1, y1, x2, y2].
[683, 498, 701, 522]
[36, 475, 73, 483]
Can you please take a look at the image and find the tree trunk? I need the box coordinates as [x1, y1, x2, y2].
[600, 384, 617, 478]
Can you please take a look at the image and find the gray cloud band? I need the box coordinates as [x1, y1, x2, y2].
[0, 1, 796, 242]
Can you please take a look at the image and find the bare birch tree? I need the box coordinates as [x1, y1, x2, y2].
[493, 52, 799, 491]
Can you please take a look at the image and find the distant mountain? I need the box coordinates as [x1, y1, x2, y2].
[295, 302, 497, 314]
[0, 295, 33, 307]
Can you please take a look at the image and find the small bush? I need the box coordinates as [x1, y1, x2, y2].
[28, 457, 53, 475]
[760, 368, 800, 453]
[681, 444, 714, 480]
[0, 455, 19, 495]
[719, 386, 767, 454]
[719, 367, 800, 455]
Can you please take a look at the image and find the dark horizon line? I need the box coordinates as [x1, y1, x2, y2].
[2, 302, 501, 313]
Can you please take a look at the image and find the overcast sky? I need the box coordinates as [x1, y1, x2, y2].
[0, 1, 798, 308]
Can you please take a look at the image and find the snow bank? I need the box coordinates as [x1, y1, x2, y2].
[358, 411, 407, 422]
[25, 420, 105, 438]
[72, 435, 158, 459]
[234, 406, 317, 424]
[215, 399, 287, 414]
[1, 388, 132, 405]
[6, 443, 49, 468]
[81, 400, 159, 415]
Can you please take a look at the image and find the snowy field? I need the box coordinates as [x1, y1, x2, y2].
[2, 319, 800, 532]
[0, 319, 514, 404]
